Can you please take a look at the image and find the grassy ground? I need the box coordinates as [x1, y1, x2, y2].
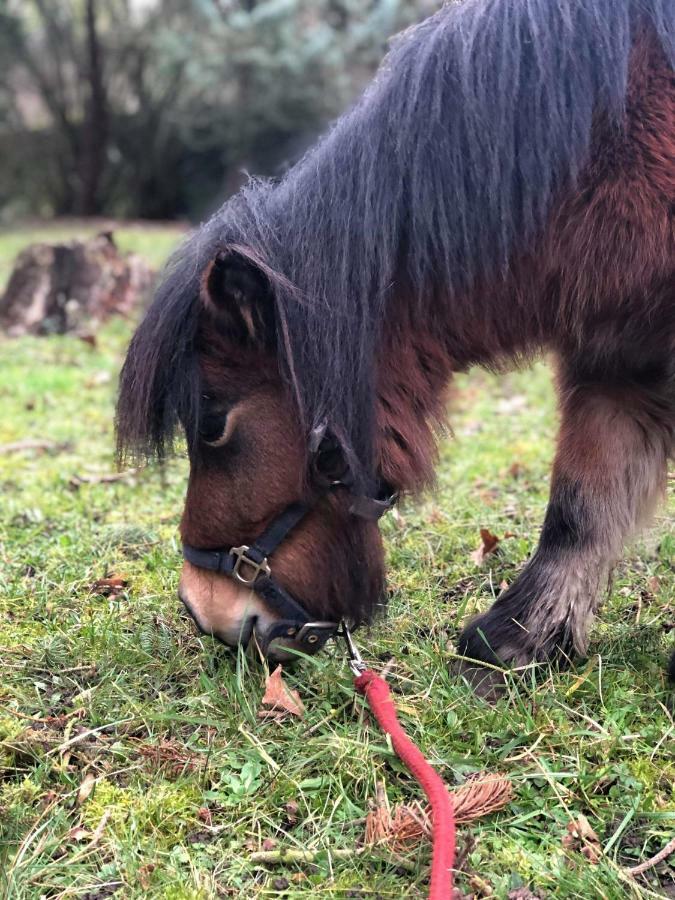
[0, 225, 673, 900]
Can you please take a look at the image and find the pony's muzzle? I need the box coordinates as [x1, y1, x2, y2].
[178, 562, 273, 647]
[178, 562, 324, 662]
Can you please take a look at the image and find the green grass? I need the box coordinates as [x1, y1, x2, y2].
[0, 225, 673, 899]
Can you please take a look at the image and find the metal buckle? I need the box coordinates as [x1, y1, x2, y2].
[295, 621, 339, 646]
[339, 620, 367, 675]
[230, 545, 271, 585]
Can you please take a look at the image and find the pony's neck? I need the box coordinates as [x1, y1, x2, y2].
[374, 302, 456, 494]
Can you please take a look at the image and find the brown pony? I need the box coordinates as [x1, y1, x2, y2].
[117, 0, 675, 680]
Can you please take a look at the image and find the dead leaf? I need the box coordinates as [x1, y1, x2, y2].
[68, 825, 91, 842]
[471, 529, 501, 565]
[77, 332, 98, 348]
[258, 666, 305, 720]
[197, 807, 212, 825]
[90, 576, 128, 598]
[77, 771, 96, 805]
[647, 576, 660, 594]
[262, 837, 277, 851]
[562, 814, 602, 864]
[284, 800, 300, 826]
[139, 863, 157, 890]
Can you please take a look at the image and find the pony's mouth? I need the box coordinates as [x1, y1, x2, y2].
[177, 579, 326, 662]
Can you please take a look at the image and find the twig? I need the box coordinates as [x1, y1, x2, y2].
[0, 439, 69, 455]
[626, 835, 675, 877]
[69, 468, 140, 488]
[249, 847, 417, 872]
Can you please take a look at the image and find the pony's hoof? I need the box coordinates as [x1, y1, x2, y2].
[452, 658, 507, 700]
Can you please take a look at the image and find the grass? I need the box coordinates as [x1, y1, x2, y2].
[0, 224, 673, 900]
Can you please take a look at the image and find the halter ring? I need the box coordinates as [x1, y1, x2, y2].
[230, 545, 271, 585]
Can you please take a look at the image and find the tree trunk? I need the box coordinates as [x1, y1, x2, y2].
[79, 0, 108, 215]
[0, 233, 154, 336]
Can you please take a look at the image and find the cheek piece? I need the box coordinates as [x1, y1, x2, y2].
[181, 424, 398, 657]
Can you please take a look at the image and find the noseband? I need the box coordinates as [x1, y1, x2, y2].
[181, 428, 397, 655]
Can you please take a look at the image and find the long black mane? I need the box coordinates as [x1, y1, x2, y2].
[117, 0, 675, 487]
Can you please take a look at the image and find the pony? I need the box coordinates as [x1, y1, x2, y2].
[117, 0, 675, 683]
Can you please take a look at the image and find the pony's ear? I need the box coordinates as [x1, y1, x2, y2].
[200, 250, 276, 349]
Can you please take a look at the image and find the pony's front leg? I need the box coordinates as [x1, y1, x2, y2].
[458, 355, 673, 679]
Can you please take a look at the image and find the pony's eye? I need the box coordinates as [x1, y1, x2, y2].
[199, 409, 229, 445]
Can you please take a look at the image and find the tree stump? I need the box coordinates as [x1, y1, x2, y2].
[0, 231, 154, 336]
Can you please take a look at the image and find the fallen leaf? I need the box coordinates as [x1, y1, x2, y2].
[90, 576, 128, 598]
[647, 576, 660, 594]
[562, 814, 602, 864]
[262, 837, 277, 851]
[470, 529, 501, 565]
[259, 666, 305, 720]
[68, 825, 91, 842]
[77, 771, 96, 805]
[197, 807, 212, 825]
[139, 863, 157, 890]
[77, 332, 98, 348]
[284, 800, 300, 826]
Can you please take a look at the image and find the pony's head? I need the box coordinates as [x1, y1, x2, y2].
[117, 242, 391, 659]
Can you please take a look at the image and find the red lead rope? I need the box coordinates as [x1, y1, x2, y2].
[355, 669, 456, 899]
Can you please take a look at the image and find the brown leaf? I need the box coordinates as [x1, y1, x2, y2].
[68, 825, 91, 842]
[262, 837, 277, 851]
[197, 806, 212, 825]
[77, 332, 98, 348]
[259, 666, 305, 720]
[77, 771, 96, 806]
[647, 576, 660, 594]
[284, 800, 300, 826]
[562, 814, 602, 864]
[90, 576, 128, 598]
[139, 863, 157, 890]
[470, 529, 501, 565]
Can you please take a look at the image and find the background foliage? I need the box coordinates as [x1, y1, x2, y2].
[0, 0, 439, 222]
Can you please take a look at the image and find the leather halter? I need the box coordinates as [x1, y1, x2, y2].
[181, 432, 397, 655]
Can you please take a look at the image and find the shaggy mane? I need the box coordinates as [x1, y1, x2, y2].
[117, 0, 675, 488]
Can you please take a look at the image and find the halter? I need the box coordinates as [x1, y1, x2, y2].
[181, 425, 397, 656]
